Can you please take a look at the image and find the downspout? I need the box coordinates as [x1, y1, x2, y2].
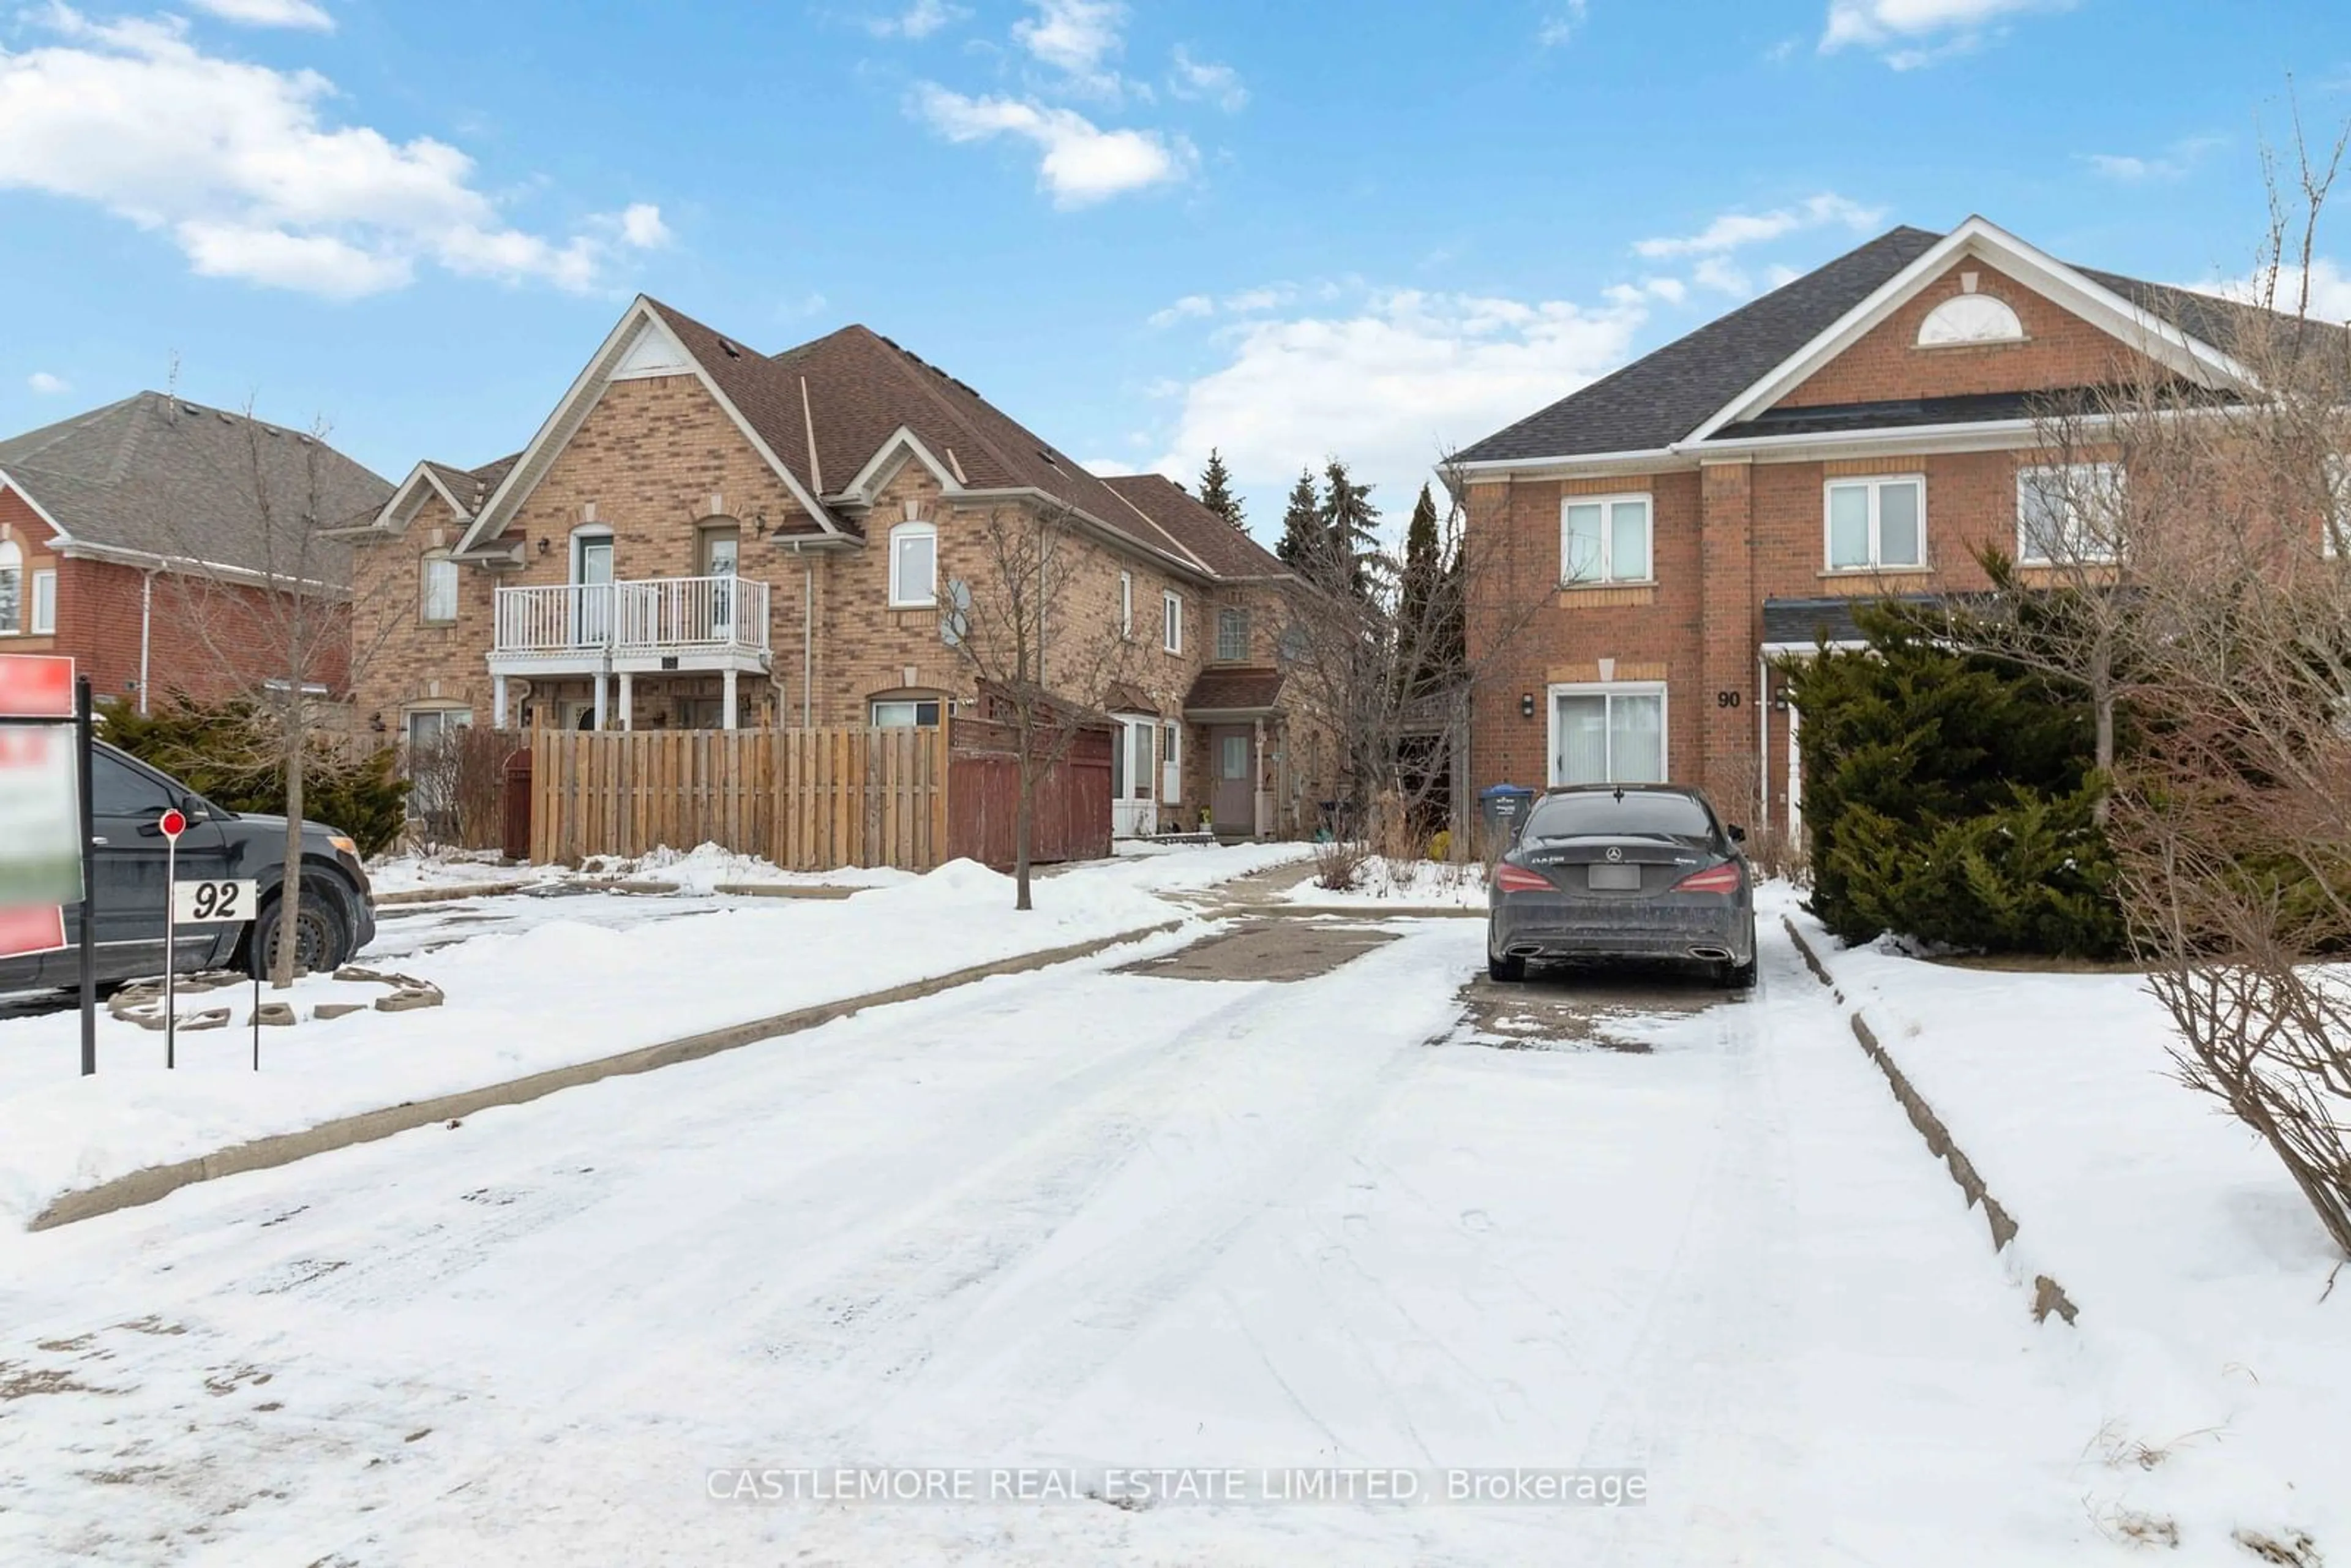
[138, 568, 156, 715]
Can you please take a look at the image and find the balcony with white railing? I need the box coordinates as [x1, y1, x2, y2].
[490, 576, 771, 669]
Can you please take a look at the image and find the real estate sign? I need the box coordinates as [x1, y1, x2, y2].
[0, 656, 83, 939]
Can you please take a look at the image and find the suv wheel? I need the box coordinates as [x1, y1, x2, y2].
[247, 874, 354, 980]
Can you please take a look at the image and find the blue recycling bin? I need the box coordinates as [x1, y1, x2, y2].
[1479, 783, 1536, 852]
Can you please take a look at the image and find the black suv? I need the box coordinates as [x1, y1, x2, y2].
[0, 741, 376, 993]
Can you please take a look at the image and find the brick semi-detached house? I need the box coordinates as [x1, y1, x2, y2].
[1450, 215, 2312, 843]
[348, 296, 1320, 839]
[0, 393, 391, 709]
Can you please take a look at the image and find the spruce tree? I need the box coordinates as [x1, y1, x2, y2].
[1398, 483, 1460, 697]
[1196, 448, 1246, 531]
[1276, 468, 1322, 569]
[1320, 458, 1381, 598]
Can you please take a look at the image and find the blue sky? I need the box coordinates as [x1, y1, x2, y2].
[1, 0, 2346, 538]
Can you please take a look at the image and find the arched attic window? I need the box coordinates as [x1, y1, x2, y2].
[1917, 293, 2026, 347]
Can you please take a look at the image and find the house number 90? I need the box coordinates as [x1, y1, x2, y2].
[1715, 691, 1742, 708]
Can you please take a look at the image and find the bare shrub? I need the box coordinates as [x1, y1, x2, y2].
[407, 724, 512, 851]
[1312, 838, 1370, 892]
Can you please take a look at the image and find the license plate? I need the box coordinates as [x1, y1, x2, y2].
[1586, 863, 1643, 891]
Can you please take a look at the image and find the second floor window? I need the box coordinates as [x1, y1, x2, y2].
[1163, 591, 1183, 655]
[31, 568, 56, 634]
[421, 555, 459, 623]
[1120, 570, 1134, 637]
[1217, 607, 1250, 662]
[1825, 476, 1924, 571]
[890, 522, 937, 608]
[1561, 495, 1651, 585]
[2017, 463, 2124, 564]
[0, 540, 19, 634]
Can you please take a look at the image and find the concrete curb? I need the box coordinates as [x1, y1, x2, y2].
[29, 918, 1189, 1232]
[371, 880, 534, 906]
[1780, 915, 2081, 1327]
[1229, 903, 1484, 921]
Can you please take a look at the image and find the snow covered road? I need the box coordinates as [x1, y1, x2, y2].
[0, 917, 2114, 1564]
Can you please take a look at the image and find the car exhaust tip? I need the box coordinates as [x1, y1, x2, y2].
[1687, 946, 1733, 962]
[1507, 945, 1544, 959]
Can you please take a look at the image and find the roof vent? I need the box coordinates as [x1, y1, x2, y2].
[182, 403, 202, 417]
[719, 339, 742, 358]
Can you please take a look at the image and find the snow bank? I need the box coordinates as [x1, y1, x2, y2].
[580, 842, 917, 895]
[1283, 855, 1485, 909]
[0, 850, 1265, 1229]
[1771, 884, 2351, 1555]
[366, 850, 551, 896]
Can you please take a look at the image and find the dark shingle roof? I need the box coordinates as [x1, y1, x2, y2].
[0, 392, 391, 580]
[1762, 595, 1943, 645]
[1183, 665, 1286, 714]
[1099, 473, 1289, 579]
[1454, 224, 2339, 466]
[1453, 227, 1945, 463]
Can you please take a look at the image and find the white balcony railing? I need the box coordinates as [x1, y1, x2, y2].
[492, 576, 770, 656]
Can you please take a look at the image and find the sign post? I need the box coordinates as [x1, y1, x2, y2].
[168, 876, 260, 1068]
[159, 808, 186, 1070]
[0, 656, 91, 1074]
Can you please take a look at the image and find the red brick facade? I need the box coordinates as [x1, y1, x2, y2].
[1464, 254, 2176, 838]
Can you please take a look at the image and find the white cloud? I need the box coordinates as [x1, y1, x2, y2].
[1168, 45, 1245, 112]
[1148, 293, 1214, 328]
[615, 202, 670, 248]
[2084, 135, 2223, 184]
[864, 0, 967, 39]
[913, 84, 1189, 206]
[187, 0, 332, 28]
[1539, 1, 1588, 47]
[1013, 0, 1127, 97]
[1634, 192, 1884, 258]
[26, 371, 68, 394]
[1150, 284, 1651, 532]
[1820, 0, 2071, 67]
[1693, 256, 1752, 297]
[2191, 260, 2351, 323]
[0, 9, 666, 298]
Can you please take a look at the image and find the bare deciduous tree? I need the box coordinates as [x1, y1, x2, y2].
[159, 406, 404, 986]
[942, 501, 1138, 910]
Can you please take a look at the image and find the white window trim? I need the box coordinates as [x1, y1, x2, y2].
[1161, 721, 1182, 804]
[0, 539, 19, 636]
[421, 553, 459, 624]
[888, 520, 939, 609]
[1559, 493, 1654, 586]
[1822, 473, 1927, 572]
[1545, 681, 1669, 787]
[869, 697, 943, 728]
[30, 567, 56, 635]
[1119, 570, 1134, 639]
[2016, 462, 2124, 565]
[1163, 590, 1183, 655]
[1217, 607, 1250, 662]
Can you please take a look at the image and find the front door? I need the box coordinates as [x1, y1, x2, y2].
[572, 533, 614, 646]
[1110, 716, 1157, 837]
[1210, 724, 1253, 836]
[700, 526, 739, 641]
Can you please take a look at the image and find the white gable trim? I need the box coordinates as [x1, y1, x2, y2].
[1685, 216, 2257, 445]
[363, 460, 473, 535]
[456, 299, 843, 553]
[0, 466, 72, 546]
[835, 426, 962, 505]
[609, 315, 697, 381]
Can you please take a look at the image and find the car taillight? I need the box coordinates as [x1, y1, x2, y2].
[1671, 863, 1744, 896]
[1494, 863, 1554, 895]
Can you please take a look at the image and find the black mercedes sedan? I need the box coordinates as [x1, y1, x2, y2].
[1486, 784, 1756, 988]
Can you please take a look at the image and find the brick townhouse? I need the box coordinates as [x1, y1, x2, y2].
[0, 392, 391, 709]
[1451, 214, 2307, 842]
[347, 295, 1320, 839]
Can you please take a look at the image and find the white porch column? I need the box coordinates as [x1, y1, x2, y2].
[1252, 719, 1270, 839]
[617, 671, 634, 732]
[592, 670, 608, 732]
[492, 673, 509, 730]
[722, 668, 739, 730]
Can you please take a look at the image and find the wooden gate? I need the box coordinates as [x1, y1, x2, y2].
[946, 715, 1114, 869]
[530, 727, 948, 870]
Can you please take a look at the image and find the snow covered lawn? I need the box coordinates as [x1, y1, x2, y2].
[0, 918, 2139, 1564]
[1773, 885, 2351, 1559]
[1283, 855, 1486, 909]
[367, 842, 916, 898]
[0, 846, 1299, 1231]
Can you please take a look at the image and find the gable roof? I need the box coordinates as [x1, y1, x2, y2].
[1453, 219, 2314, 467]
[444, 294, 1293, 585]
[1452, 227, 1944, 464]
[0, 392, 391, 583]
[1100, 473, 1288, 580]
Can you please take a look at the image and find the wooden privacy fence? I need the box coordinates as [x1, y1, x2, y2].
[531, 727, 950, 871]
